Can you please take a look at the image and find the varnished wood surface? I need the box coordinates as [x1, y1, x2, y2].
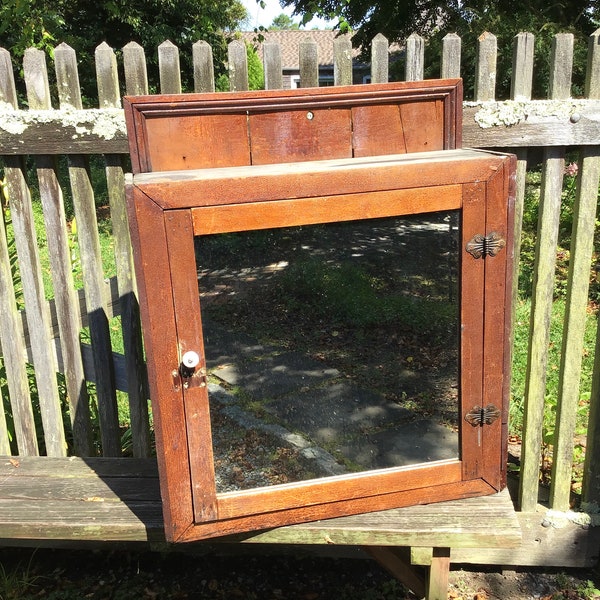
[133, 149, 503, 209]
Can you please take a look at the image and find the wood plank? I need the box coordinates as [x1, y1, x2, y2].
[475, 32, 497, 101]
[158, 41, 181, 94]
[25, 47, 93, 457]
[519, 33, 573, 512]
[441, 33, 461, 79]
[192, 40, 215, 93]
[333, 35, 352, 86]
[192, 185, 462, 235]
[299, 38, 318, 88]
[264, 42, 283, 90]
[97, 41, 151, 458]
[248, 108, 353, 164]
[55, 42, 120, 457]
[228, 40, 248, 92]
[370, 34, 389, 84]
[164, 209, 218, 522]
[123, 41, 149, 96]
[405, 34, 425, 82]
[134, 149, 504, 210]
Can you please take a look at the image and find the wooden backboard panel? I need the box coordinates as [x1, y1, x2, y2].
[123, 80, 462, 174]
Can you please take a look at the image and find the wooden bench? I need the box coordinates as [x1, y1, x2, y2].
[0, 456, 521, 600]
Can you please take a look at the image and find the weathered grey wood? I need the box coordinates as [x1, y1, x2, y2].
[5, 157, 66, 457]
[263, 41, 283, 90]
[55, 44, 120, 457]
[551, 148, 600, 510]
[573, 29, 600, 507]
[0, 48, 38, 456]
[2, 50, 66, 456]
[0, 47, 18, 106]
[299, 38, 319, 88]
[405, 33, 425, 82]
[0, 195, 38, 456]
[511, 32, 535, 100]
[519, 34, 573, 511]
[0, 389, 10, 455]
[158, 40, 182, 94]
[441, 33, 461, 79]
[370, 34, 389, 84]
[228, 40, 249, 92]
[97, 42, 150, 457]
[333, 35, 353, 86]
[24, 48, 93, 457]
[192, 40, 215, 93]
[364, 546, 426, 598]
[95, 43, 120, 108]
[549, 33, 574, 100]
[122, 42, 149, 96]
[474, 32, 497, 101]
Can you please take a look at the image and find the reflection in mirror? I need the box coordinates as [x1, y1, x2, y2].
[195, 212, 460, 493]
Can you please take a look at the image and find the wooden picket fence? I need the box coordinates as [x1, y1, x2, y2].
[1, 29, 600, 523]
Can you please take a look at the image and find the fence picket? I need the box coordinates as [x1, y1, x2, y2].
[0, 48, 39, 456]
[519, 33, 573, 511]
[263, 41, 283, 90]
[299, 38, 318, 88]
[370, 34, 388, 84]
[159, 41, 182, 94]
[55, 43, 121, 456]
[2, 48, 66, 456]
[23, 48, 93, 456]
[333, 35, 352, 86]
[193, 41, 215, 93]
[405, 33, 425, 82]
[551, 31, 600, 509]
[441, 33, 461, 79]
[123, 42, 149, 96]
[582, 29, 600, 505]
[475, 32, 497, 101]
[96, 43, 151, 458]
[228, 40, 248, 92]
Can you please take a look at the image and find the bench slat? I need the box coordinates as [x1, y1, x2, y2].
[0, 456, 521, 549]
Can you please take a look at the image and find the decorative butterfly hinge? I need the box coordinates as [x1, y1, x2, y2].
[465, 232, 506, 259]
[464, 404, 501, 427]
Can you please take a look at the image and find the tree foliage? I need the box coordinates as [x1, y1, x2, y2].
[281, 0, 599, 98]
[0, 0, 248, 99]
[270, 14, 301, 30]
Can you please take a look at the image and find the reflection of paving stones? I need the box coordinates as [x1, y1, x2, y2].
[339, 420, 458, 470]
[203, 318, 458, 471]
[265, 383, 412, 443]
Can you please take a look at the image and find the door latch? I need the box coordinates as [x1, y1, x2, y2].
[172, 351, 207, 391]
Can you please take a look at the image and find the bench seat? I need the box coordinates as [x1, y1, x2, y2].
[0, 456, 521, 600]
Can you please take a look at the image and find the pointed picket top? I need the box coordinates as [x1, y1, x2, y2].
[585, 29, 600, 99]
[193, 40, 215, 93]
[405, 33, 425, 81]
[95, 42, 121, 108]
[54, 42, 83, 109]
[475, 31, 497, 101]
[0, 47, 18, 108]
[158, 39, 182, 94]
[123, 41, 148, 96]
[371, 33, 389, 84]
[333, 34, 352, 86]
[23, 48, 52, 109]
[441, 33, 461, 80]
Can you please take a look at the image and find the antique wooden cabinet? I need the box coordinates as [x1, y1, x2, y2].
[124, 81, 516, 543]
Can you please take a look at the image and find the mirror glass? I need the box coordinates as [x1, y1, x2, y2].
[195, 212, 460, 493]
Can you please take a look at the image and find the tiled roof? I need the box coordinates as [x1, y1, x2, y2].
[240, 30, 361, 69]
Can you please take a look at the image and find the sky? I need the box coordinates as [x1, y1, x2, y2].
[239, 0, 332, 30]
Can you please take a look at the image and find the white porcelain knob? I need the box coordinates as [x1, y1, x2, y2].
[181, 351, 200, 369]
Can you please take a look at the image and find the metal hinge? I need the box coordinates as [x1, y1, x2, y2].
[464, 404, 501, 427]
[465, 232, 506, 259]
